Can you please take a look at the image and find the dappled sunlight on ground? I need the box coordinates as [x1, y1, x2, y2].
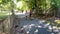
[55, 20, 60, 24]
[11, 13, 60, 34]
[12, 17, 60, 34]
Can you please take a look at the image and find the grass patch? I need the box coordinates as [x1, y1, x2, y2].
[0, 11, 9, 20]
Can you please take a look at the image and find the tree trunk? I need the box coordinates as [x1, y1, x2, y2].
[11, 9, 14, 16]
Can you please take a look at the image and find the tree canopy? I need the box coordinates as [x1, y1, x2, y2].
[0, 0, 60, 12]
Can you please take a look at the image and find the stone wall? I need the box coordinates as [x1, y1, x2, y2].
[10, 15, 19, 34]
[0, 15, 18, 34]
[0, 16, 10, 34]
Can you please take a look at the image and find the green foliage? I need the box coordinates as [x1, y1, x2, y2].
[0, 0, 17, 10]
[51, 0, 60, 7]
[0, 11, 8, 20]
[0, 0, 11, 10]
[0, 0, 60, 15]
[0, 0, 11, 4]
